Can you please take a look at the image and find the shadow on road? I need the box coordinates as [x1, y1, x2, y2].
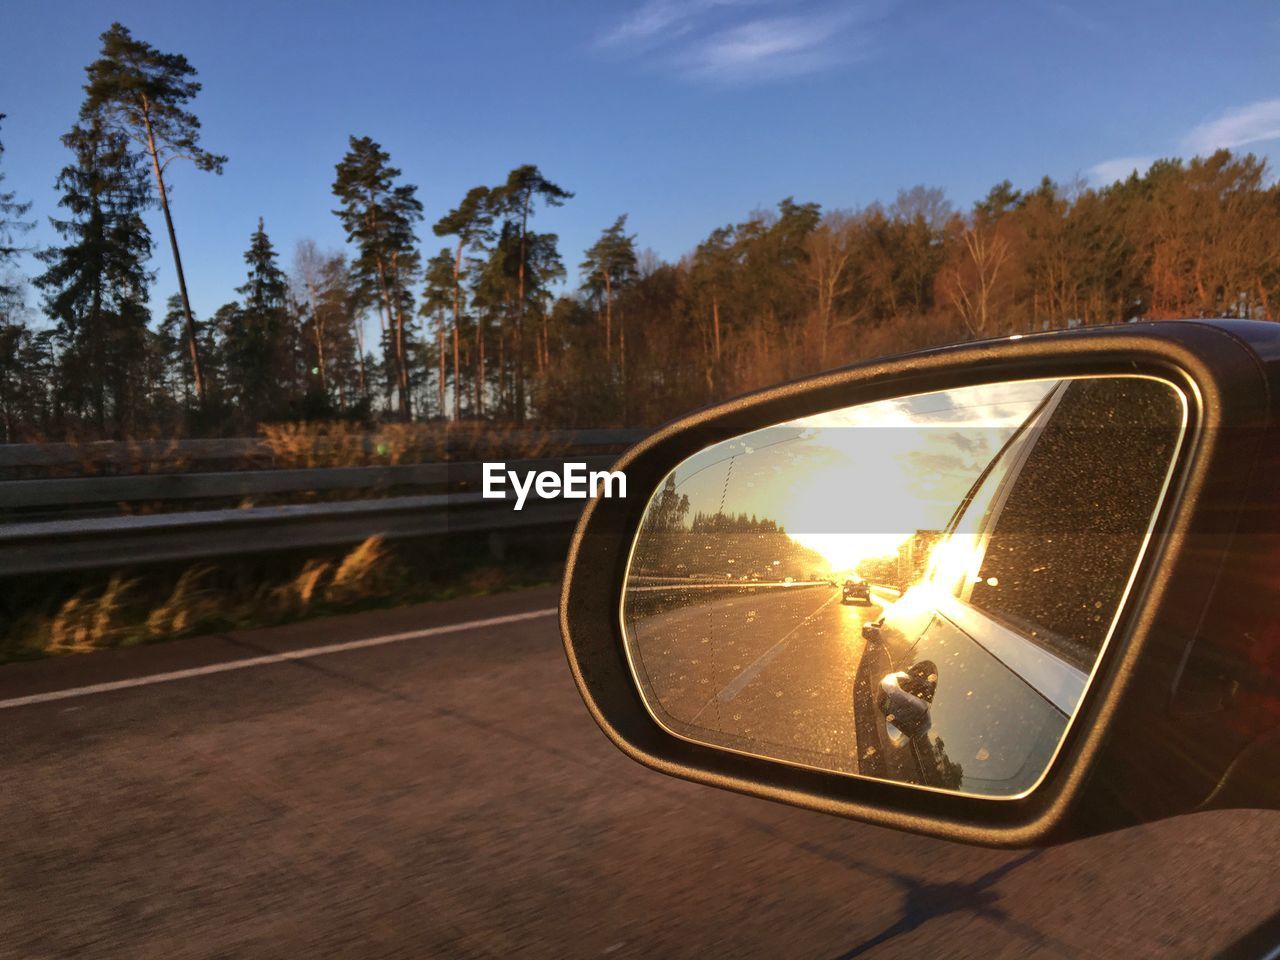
[731, 812, 1073, 958]
[828, 849, 1073, 959]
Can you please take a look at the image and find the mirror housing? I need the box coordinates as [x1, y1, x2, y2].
[560, 320, 1280, 846]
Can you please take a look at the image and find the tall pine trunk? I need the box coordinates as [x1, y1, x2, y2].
[452, 320, 461, 420]
[604, 270, 613, 363]
[619, 307, 627, 426]
[141, 98, 205, 404]
[451, 240, 465, 420]
[305, 281, 328, 395]
[373, 254, 404, 417]
[437, 311, 446, 417]
[389, 252, 410, 418]
[475, 315, 485, 417]
[515, 202, 528, 424]
[353, 310, 367, 399]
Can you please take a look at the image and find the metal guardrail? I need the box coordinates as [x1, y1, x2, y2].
[0, 492, 589, 576]
[0, 456, 618, 510]
[0, 430, 644, 576]
[0, 429, 645, 472]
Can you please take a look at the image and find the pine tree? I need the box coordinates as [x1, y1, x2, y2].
[222, 218, 291, 424]
[472, 221, 564, 420]
[580, 215, 638, 366]
[332, 136, 422, 419]
[421, 249, 457, 418]
[0, 324, 57, 441]
[82, 23, 226, 404]
[35, 117, 154, 434]
[158, 293, 195, 405]
[491, 166, 571, 422]
[690, 226, 735, 395]
[293, 242, 364, 412]
[0, 113, 34, 318]
[433, 186, 493, 419]
[317, 254, 366, 409]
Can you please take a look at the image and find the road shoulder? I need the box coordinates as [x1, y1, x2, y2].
[0, 584, 561, 703]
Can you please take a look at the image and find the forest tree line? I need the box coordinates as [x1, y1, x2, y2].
[1, 23, 1278, 443]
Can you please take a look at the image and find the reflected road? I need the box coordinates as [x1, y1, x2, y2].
[629, 584, 892, 773]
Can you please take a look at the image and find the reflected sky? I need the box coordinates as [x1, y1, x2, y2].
[663, 380, 1059, 571]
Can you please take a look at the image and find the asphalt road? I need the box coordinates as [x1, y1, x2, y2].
[1, 586, 1276, 959]
[628, 584, 887, 773]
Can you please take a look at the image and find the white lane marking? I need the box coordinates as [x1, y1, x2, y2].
[691, 591, 839, 721]
[0, 607, 558, 710]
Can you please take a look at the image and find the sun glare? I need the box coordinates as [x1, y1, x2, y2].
[788, 532, 909, 573]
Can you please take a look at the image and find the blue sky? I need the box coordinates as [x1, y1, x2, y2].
[2, 0, 1278, 322]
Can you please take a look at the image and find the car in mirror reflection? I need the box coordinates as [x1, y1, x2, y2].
[841, 576, 871, 605]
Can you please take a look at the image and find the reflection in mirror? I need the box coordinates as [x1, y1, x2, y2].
[621, 377, 1186, 798]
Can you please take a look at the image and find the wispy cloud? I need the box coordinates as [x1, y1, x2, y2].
[1087, 155, 1157, 186]
[1183, 98, 1280, 153]
[683, 11, 864, 81]
[1089, 97, 1280, 185]
[596, 0, 882, 84]
[596, 0, 757, 50]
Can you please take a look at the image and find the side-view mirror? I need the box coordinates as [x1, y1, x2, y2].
[560, 320, 1280, 846]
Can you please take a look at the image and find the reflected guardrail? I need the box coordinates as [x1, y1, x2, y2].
[627, 578, 833, 593]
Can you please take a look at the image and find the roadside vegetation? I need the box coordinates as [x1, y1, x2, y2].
[0, 533, 563, 664]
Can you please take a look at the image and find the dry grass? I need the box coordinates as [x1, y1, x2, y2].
[25, 434, 195, 480]
[325, 536, 389, 603]
[44, 575, 138, 654]
[449, 421, 571, 461]
[258, 421, 373, 468]
[146, 566, 218, 636]
[269, 559, 332, 614]
[2, 530, 563, 665]
[10, 535, 397, 660]
[11, 420, 578, 484]
[463, 565, 509, 594]
[256, 420, 571, 469]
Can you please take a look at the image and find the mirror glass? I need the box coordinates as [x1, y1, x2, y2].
[621, 376, 1186, 798]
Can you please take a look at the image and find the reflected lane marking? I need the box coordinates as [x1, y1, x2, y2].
[693, 590, 839, 717]
[0, 608, 558, 710]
